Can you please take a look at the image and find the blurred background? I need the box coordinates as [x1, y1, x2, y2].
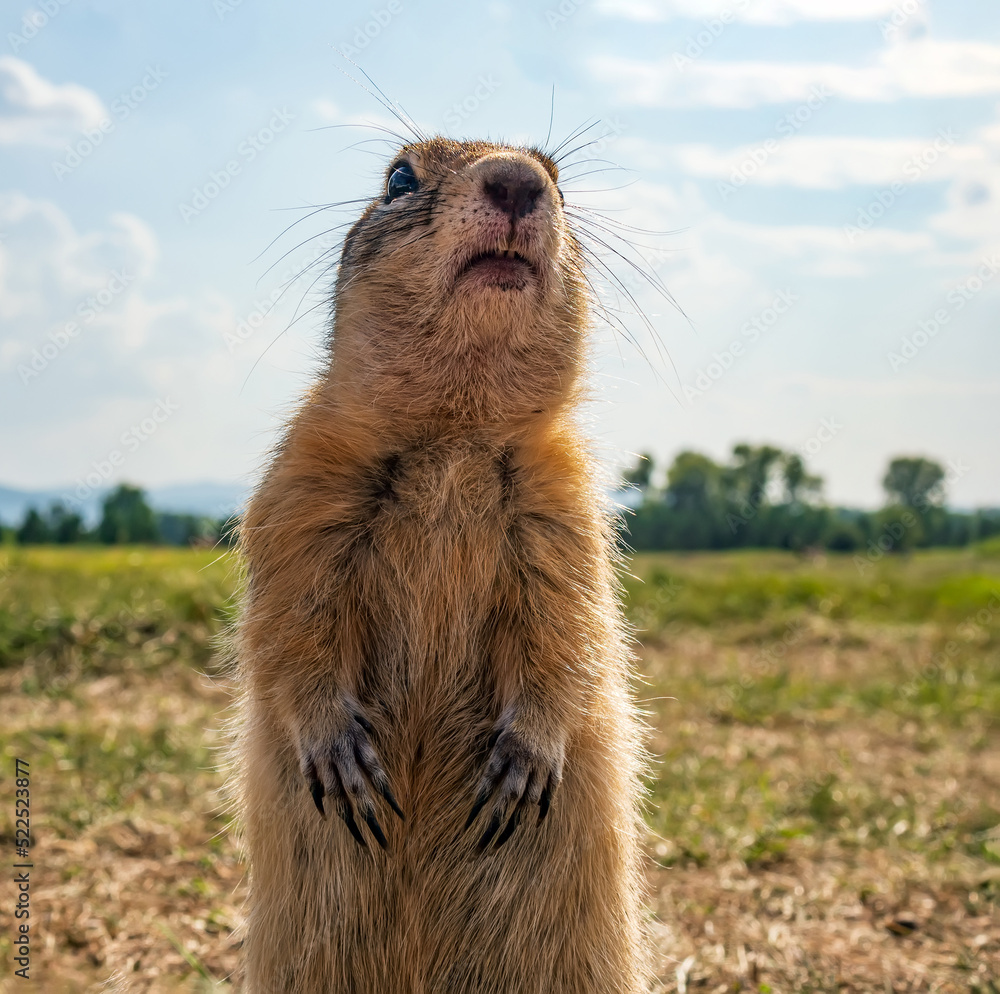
[1, 2, 998, 993]
[1, 0, 998, 525]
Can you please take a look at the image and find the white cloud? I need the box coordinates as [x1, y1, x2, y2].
[669, 134, 982, 189]
[311, 98, 340, 124]
[590, 38, 1000, 107]
[0, 57, 107, 147]
[0, 192, 237, 372]
[594, 0, 908, 24]
[0, 192, 157, 323]
[0, 191, 230, 440]
[590, 178, 934, 264]
[0, 191, 322, 490]
[925, 106, 1000, 257]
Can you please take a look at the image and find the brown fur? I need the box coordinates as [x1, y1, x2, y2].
[233, 138, 646, 993]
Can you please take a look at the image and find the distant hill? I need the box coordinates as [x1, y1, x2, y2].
[146, 482, 250, 518]
[0, 482, 249, 527]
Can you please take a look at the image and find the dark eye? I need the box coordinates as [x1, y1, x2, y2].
[386, 162, 419, 201]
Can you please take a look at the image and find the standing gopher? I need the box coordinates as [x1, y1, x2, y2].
[233, 136, 646, 993]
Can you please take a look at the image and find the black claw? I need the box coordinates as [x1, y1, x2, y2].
[465, 786, 493, 831]
[486, 727, 502, 752]
[353, 712, 374, 734]
[495, 806, 521, 848]
[364, 810, 389, 850]
[338, 804, 368, 848]
[378, 782, 405, 821]
[309, 778, 326, 817]
[478, 809, 504, 850]
[538, 785, 551, 824]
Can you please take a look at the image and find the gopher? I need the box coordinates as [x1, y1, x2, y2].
[233, 135, 646, 993]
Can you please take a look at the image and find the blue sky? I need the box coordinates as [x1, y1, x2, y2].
[1, 0, 998, 508]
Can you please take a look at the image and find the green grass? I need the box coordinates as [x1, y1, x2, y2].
[0, 545, 239, 686]
[622, 546, 1000, 628]
[1, 543, 998, 991]
[625, 548, 1000, 868]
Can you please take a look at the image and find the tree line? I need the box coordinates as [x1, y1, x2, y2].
[5, 450, 999, 554]
[617, 446, 1000, 554]
[5, 484, 237, 548]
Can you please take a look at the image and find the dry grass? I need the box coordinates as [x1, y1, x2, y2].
[0, 546, 998, 992]
[641, 630, 999, 992]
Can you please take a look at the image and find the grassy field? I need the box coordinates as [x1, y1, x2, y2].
[1, 544, 998, 992]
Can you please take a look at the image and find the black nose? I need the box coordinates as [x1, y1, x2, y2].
[483, 168, 544, 219]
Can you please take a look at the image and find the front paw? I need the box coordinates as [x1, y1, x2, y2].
[465, 712, 564, 850]
[295, 698, 404, 850]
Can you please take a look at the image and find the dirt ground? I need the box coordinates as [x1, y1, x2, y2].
[1, 654, 996, 992]
[1, 548, 998, 991]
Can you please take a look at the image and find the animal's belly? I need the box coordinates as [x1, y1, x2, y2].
[363, 516, 506, 822]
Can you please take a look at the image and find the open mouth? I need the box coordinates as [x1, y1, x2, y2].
[457, 250, 535, 289]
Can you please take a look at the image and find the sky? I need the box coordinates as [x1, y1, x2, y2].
[0, 0, 998, 510]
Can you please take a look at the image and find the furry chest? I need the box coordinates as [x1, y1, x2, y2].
[362, 441, 513, 635]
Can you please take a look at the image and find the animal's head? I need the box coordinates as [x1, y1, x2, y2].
[329, 138, 589, 424]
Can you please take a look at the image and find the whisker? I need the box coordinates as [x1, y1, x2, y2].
[306, 122, 414, 146]
[334, 57, 428, 144]
[544, 85, 556, 152]
[566, 204, 686, 240]
[554, 129, 620, 166]
[252, 200, 369, 269]
[254, 222, 353, 289]
[571, 216, 685, 321]
[548, 118, 602, 160]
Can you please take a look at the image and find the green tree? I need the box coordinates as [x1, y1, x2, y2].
[48, 502, 85, 543]
[718, 444, 782, 544]
[882, 456, 946, 510]
[781, 454, 822, 505]
[660, 451, 724, 548]
[16, 508, 51, 544]
[723, 444, 784, 507]
[97, 484, 159, 544]
[666, 451, 720, 513]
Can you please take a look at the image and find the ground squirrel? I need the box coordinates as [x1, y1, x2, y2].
[233, 135, 646, 993]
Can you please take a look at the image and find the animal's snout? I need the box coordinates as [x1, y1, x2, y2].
[481, 161, 546, 219]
